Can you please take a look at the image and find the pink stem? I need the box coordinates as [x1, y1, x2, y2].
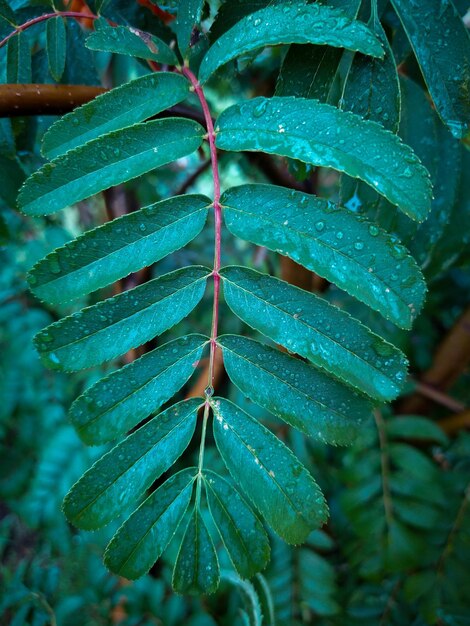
[180, 65, 221, 389]
[0, 12, 99, 49]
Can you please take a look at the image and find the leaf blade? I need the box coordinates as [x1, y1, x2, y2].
[216, 97, 432, 221]
[34, 266, 210, 371]
[199, 1, 383, 83]
[220, 184, 426, 328]
[105, 469, 196, 579]
[204, 469, 270, 578]
[212, 398, 328, 543]
[391, 0, 470, 138]
[28, 194, 211, 305]
[46, 16, 67, 82]
[63, 399, 200, 530]
[219, 335, 372, 445]
[42, 73, 191, 159]
[70, 334, 207, 445]
[18, 118, 205, 216]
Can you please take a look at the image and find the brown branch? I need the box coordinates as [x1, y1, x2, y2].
[400, 306, 470, 415]
[0, 83, 106, 116]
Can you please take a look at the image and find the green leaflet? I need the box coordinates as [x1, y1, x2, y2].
[105, 469, 196, 579]
[342, 17, 401, 133]
[216, 97, 432, 222]
[70, 334, 207, 445]
[176, 0, 205, 56]
[34, 266, 210, 371]
[0, 0, 16, 25]
[275, 0, 361, 101]
[204, 470, 270, 578]
[173, 507, 220, 595]
[0, 154, 25, 208]
[219, 571, 263, 626]
[391, 0, 470, 138]
[212, 398, 328, 543]
[385, 416, 449, 447]
[18, 118, 205, 216]
[219, 335, 371, 445]
[63, 399, 200, 530]
[199, 1, 383, 83]
[41, 73, 191, 159]
[28, 194, 211, 305]
[220, 184, 426, 329]
[86, 18, 178, 65]
[7, 31, 31, 83]
[46, 17, 67, 82]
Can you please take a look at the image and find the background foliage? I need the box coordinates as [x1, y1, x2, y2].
[1, 0, 470, 624]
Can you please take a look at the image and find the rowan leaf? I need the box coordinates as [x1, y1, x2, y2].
[28, 194, 211, 305]
[204, 469, 270, 578]
[216, 97, 432, 221]
[18, 118, 205, 215]
[173, 507, 220, 595]
[69, 334, 207, 445]
[6, 31, 31, 83]
[391, 0, 470, 138]
[33, 266, 210, 371]
[41, 73, 191, 159]
[105, 469, 196, 579]
[220, 184, 426, 328]
[219, 335, 372, 445]
[212, 397, 328, 543]
[63, 399, 200, 530]
[46, 16, 67, 82]
[199, 0, 383, 83]
[175, 0, 205, 56]
[86, 18, 178, 65]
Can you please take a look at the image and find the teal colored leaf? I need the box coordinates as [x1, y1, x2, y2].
[199, 1, 383, 83]
[34, 266, 210, 371]
[276, 0, 361, 101]
[18, 118, 205, 215]
[342, 16, 401, 132]
[0, 154, 25, 208]
[391, 0, 470, 138]
[219, 335, 371, 445]
[46, 16, 67, 82]
[204, 470, 270, 578]
[386, 416, 449, 446]
[7, 31, 31, 83]
[70, 334, 207, 445]
[212, 398, 328, 543]
[86, 18, 178, 65]
[0, 0, 16, 26]
[42, 73, 191, 159]
[63, 399, 200, 530]
[220, 570, 263, 626]
[220, 184, 426, 328]
[104, 469, 196, 579]
[173, 507, 220, 595]
[28, 194, 211, 305]
[176, 0, 205, 56]
[216, 97, 432, 221]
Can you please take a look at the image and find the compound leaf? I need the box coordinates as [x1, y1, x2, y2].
[199, 0, 383, 83]
[34, 266, 210, 371]
[219, 335, 371, 445]
[46, 16, 67, 82]
[220, 184, 425, 328]
[391, 0, 470, 138]
[212, 398, 328, 543]
[18, 118, 205, 215]
[173, 507, 220, 595]
[70, 334, 207, 445]
[42, 73, 191, 159]
[28, 194, 211, 305]
[63, 399, 200, 530]
[216, 97, 432, 221]
[105, 469, 196, 579]
[86, 19, 178, 65]
[204, 469, 270, 578]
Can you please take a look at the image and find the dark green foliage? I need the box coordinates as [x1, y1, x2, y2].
[1, 0, 470, 622]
